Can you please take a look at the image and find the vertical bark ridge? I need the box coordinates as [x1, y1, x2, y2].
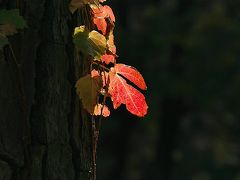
[30, 0, 74, 180]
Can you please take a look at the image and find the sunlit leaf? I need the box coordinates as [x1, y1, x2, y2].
[73, 25, 107, 60]
[89, 30, 107, 55]
[101, 54, 115, 64]
[108, 70, 148, 117]
[76, 74, 101, 114]
[115, 64, 147, 90]
[91, 5, 115, 35]
[102, 5, 115, 22]
[107, 31, 116, 54]
[91, 69, 100, 78]
[93, 104, 110, 117]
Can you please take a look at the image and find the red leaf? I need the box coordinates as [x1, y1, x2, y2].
[102, 5, 115, 22]
[94, 19, 107, 35]
[101, 54, 115, 64]
[91, 69, 100, 77]
[114, 64, 147, 90]
[108, 70, 148, 117]
[91, 5, 115, 35]
[91, 5, 106, 35]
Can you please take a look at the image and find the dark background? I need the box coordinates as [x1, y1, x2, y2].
[97, 1, 240, 180]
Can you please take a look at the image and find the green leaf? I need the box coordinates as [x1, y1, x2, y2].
[0, 34, 9, 50]
[73, 25, 106, 60]
[0, 9, 27, 29]
[73, 26, 92, 54]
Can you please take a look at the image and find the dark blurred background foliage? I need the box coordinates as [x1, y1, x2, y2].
[97, 1, 240, 180]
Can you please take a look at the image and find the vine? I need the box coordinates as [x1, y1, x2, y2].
[70, 1, 148, 179]
[70, 0, 148, 118]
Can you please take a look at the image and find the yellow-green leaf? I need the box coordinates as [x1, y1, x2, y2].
[73, 25, 107, 60]
[75, 74, 102, 114]
[88, 30, 107, 55]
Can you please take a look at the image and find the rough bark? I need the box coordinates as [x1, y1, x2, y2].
[0, 0, 94, 180]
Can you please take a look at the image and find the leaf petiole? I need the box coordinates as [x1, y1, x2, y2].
[92, 61, 110, 72]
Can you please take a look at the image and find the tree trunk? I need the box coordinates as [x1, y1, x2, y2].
[0, 0, 94, 180]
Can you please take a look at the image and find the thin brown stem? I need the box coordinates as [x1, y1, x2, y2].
[91, 116, 97, 180]
[92, 61, 110, 72]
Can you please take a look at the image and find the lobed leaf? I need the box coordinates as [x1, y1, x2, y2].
[91, 5, 115, 35]
[108, 70, 148, 117]
[114, 64, 147, 90]
[101, 54, 115, 64]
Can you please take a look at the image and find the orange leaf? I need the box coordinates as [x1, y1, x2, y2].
[91, 5, 115, 35]
[94, 104, 110, 117]
[101, 54, 115, 64]
[107, 31, 116, 54]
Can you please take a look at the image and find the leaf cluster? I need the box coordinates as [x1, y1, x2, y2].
[71, 0, 148, 118]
